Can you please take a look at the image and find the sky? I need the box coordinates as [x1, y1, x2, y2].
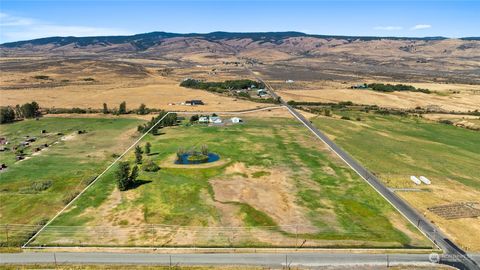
[0, 0, 479, 43]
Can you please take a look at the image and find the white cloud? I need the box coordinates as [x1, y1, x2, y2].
[0, 12, 34, 26]
[0, 12, 131, 43]
[373, 26, 403, 31]
[411, 24, 432, 30]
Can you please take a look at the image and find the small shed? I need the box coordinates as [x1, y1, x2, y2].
[230, 117, 243, 124]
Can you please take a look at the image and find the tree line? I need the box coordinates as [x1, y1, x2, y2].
[102, 101, 151, 115]
[137, 111, 178, 134]
[0, 102, 41, 124]
[180, 79, 264, 93]
[367, 83, 431, 94]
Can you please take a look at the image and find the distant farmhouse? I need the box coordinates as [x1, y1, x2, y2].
[351, 83, 368, 89]
[185, 100, 204, 106]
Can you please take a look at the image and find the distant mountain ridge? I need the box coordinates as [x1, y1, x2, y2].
[1, 31, 466, 48]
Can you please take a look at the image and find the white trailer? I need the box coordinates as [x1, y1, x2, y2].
[419, 176, 431, 185]
[410, 176, 421, 185]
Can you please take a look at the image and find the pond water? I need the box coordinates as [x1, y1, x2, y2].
[175, 153, 220, 165]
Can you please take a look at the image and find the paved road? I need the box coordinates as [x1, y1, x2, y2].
[0, 252, 464, 267]
[249, 70, 480, 270]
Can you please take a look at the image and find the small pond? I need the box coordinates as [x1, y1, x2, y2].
[175, 153, 220, 165]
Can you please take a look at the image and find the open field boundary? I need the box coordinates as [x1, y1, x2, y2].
[20, 106, 283, 248]
[247, 69, 480, 270]
[15, 105, 437, 252]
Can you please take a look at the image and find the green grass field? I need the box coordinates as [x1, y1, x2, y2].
[31, 116, 430, 248]
[0, 117, 144, 246]
[310, 111, 480, 191]
[310, 110, 480, 251]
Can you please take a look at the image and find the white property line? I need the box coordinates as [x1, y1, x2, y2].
[170, 105, 284, 115]
[257, 78, 442, 252]
[21, 106, 283, 248]
[22, 112, 176, 248]
[20, 103, 439, 251]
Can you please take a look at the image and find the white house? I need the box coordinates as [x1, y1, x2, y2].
[209, 116, 222, 124]
[230, 117, 243, 124]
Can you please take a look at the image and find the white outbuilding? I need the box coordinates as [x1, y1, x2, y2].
[410, 176, 421, 185]
[230, 117, 243, 124]
[419, 176, 431, 185]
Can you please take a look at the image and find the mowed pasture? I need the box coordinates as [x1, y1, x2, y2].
[0, 117, 144, 246]
[310, 111, 480, 251]
[33, 115, 430, 248]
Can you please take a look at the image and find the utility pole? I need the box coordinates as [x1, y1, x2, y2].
[295, 224, 298, 249]
[5, 225, 9, 246]
[387, 254, 390, 268]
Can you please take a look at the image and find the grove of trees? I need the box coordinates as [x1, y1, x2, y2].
[367, 83, 431, 94]
[0, 101, 41, 124]
[115, 161, 139, 191]
[180, 79, 264, 93]
[137, 111, 177, 134]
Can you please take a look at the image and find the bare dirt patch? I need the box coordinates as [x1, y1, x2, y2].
[428, 202, 480, 220]
[211, 163, 316, 234]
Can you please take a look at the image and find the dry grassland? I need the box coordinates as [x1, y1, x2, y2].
[272, 80, 480, 112]
[0, 58, 265, 112]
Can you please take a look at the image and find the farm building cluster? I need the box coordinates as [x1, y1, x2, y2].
[192, 114, 243, 126]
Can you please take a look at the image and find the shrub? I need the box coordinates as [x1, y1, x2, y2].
[63, 191, 80, 205]
[439, 119, 454, 125]
[18, 180, 53, 194]
[187, 152, 209, 163]
[341, 116, 351, 120]
[33, 75, 50, 80]
[142, 159, 160, 172]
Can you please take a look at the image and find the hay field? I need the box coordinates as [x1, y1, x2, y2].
[32, 114, 430, 249]
[0, 57, 265, 112]
[310, 111, 480, 251]
[271, 80, 480, 112]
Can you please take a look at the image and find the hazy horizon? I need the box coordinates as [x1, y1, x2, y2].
[1, 0, 479, 43]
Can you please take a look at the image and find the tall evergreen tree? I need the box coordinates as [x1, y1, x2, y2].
[115, 161, 131, 191]
[103, 103, 109, 114]
[145, 142, 151, 155]
[0, 106, 16, 124]
[135, 145, 143, 164]
[130, 165, 139, 184]
[138, 103, 147, 115]
[118, 101, 127, 114]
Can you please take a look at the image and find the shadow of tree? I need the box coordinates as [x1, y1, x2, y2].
[128, 179, 152, 190]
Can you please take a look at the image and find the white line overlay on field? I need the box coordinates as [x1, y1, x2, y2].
[22, 112, 176, 247]
[22, 106, 284, 248]
[257, 78, 441, 252]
